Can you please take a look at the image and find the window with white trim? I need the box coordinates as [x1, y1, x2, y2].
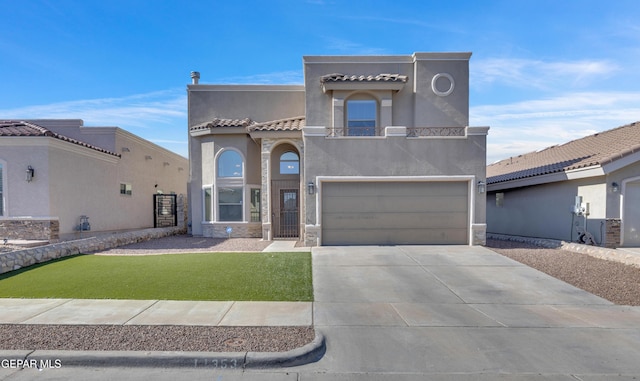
[216, 149, 244, 222]
[203, 186, 213, 221]
[218, 187, 243, 221]
[217, 150, 243, 178]
[250, 188, 261, 222]
[346, 99, 377, 136]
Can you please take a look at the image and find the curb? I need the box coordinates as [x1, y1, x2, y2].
[0, 331, 325, 370]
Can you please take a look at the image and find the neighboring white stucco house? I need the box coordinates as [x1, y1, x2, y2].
[0, 119, 188, 241]
[188, 52, 489, 246]
[487, 121, 640, 248]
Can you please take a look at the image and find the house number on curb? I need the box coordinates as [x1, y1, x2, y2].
[192, 358, 238, 368]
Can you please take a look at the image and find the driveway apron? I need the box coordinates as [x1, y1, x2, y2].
[296, 245, 640, 378]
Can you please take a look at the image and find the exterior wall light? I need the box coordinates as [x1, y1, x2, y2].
[611, 182, 619, 193]
[307, 181, 315, 195]
[477, 180, 486, 194]
[25, 165, 35, 182]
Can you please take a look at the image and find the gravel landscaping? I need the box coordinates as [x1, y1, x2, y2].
[486, 238, 640, 306]
[94, 235, 272, 255]
[0, 325, 315, 352]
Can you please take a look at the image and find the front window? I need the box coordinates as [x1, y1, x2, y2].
[217, 150, 243, 178]
[346, 99, 376, 136]
[203, 186, 213, 221]
[218, 187, 243, 221]
[280, 152, 299, 174]
[250, 188, 261, 222]
[215, 149, 245, 222]
[120, 183, 132, 196]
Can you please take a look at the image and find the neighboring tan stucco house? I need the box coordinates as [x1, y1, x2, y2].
[0, 119, 188, 241]
[487, 121, 640, 248]
[188, 52, 489, 246]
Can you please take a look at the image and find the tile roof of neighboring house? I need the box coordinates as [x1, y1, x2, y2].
[190, 118, 255, 132]
[320, 73, 408, 83]
[487, 121, 640, 185]
[0, 120, 120, 157]
[248, 116, 305, 132]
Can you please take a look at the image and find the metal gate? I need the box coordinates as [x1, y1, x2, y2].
[271, 180, 299, 238]
[278, 189, 299, 238]
[154, 194, 177, 228]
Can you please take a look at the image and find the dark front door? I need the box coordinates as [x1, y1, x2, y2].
[277, 189, 299, 238]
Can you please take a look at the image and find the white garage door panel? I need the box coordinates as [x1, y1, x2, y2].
[322, 181, 469, 245]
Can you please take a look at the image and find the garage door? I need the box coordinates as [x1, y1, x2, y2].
[321, 181, 469, 245]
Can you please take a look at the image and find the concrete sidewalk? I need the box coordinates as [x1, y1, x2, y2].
[0, 299, 312, 326]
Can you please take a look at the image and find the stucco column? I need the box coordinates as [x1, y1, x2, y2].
[261, 139, 273, 240]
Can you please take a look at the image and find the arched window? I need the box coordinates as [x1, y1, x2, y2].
[217, 150, 243, 178]
[279, 151, 299, 175]
[346, 98, 377, 136]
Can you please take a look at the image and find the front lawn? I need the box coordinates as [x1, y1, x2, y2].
[0, 252, 313, 301]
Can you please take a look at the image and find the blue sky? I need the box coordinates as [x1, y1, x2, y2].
[1, 0, 639, 163]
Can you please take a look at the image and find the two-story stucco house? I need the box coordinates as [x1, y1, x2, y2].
[187, 52, 489, 246]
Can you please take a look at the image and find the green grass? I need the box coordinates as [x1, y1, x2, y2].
[0, 252, 313, 301]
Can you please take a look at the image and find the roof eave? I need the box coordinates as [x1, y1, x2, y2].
[487, 165, 605, 192]
[190, 126, 247, 137]
[249, 130, 302, 139]
[322, 81, 406, 93]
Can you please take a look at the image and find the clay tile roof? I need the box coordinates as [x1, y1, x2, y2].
[248, 116, 305, 132]
[190, 117, 255, 132]
[0, 120, 120, 157]
[320, 73, 408, 83]
[487, 121, 640, 185]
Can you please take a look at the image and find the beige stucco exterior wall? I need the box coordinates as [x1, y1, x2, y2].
[0, 138, 52, 218]
[303, 53, 471, 128]
[487, 160, 640, 246]
[487, 177, 608, 243]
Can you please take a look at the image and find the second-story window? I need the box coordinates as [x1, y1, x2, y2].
[346, 99, 376, 136]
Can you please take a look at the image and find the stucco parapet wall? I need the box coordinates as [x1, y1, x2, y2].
[0, 227, 185, 275]
[304, 126, 488, 138]
[466, 126, 490, 136]
[488, 233, 640, 268]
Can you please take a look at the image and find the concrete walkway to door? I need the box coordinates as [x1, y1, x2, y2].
[281, 245, 640, 379]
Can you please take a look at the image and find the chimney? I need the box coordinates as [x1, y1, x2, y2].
[190, 71, 200, 85]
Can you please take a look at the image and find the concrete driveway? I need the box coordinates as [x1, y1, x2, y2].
[284, 245, 640, 379]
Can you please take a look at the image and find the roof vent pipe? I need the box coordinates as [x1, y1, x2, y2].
[190, 71, 200, 85]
